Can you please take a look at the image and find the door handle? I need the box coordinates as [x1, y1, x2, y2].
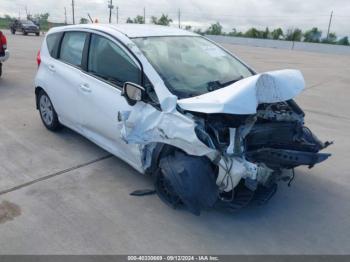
[48, 64, 56, 72]
[80, 83, 91, 93]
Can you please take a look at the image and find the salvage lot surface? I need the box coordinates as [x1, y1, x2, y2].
[0, 30, 349, 254]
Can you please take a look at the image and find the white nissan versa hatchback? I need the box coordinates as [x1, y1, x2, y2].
[35, 24, 331, 215]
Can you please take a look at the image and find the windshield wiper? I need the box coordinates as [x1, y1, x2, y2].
[206, 75, 244, 92]
[219, 75, 244, 87]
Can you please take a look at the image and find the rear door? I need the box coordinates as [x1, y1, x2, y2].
[78, 33, 143, 165]
[49, 31, 88, 131]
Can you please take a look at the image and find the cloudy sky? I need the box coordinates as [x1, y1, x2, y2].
[1, 0, 350, 37]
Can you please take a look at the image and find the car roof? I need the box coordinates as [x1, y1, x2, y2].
[50, 23, 198, 38]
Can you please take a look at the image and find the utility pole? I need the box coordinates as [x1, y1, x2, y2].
[116, 6, 119, 24]
[72, 0, 75, 24]
[25, 5, 28, 18]
[143, 7, 146, 24]
[64, 7, 67, 24]
[326, 11, 333, 41]
[178, 9, 181, 28]
[88, 13, 93, 23]
[108, 0, 114, 23]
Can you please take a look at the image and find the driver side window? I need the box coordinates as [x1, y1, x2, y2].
[88, 34, 141, 88]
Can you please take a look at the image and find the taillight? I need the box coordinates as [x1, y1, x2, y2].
[36, 49, 41, 67]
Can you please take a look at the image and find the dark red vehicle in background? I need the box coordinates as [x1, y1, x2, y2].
[0, 30, 9, 77]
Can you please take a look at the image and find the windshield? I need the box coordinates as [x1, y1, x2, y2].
[22, 20, 35, 25]
[132, 36, 253, 98]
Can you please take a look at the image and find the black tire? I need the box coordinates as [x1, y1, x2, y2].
[35, 32, 40, 36]
[23, 31, 28, 35]
[0, 63, 2, 78]
[38, 90, 61, 131]
[11, 29, 15, 34]
[155, 167, 183, 209]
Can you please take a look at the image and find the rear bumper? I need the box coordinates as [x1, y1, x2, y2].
[0, 50, 9, 62]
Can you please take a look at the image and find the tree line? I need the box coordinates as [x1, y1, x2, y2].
[1, 12, 348, 46]
[197, 22, 349, 46]
[124, 14, 349, 46]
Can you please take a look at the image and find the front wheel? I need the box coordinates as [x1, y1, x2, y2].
[38, 91, 61, 131]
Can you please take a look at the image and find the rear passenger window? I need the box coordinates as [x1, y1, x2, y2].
[46, 32, 62, 58]
[60, 32, 87, 67]
[88, 34, 141, 87]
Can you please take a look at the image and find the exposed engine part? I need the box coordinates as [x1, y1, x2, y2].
[257, 103, 303, 123]
[216, 156, 258, 192]
[244, 119, 331, 169]
[245, 122, 329, 153]
[216, 153, 275, 193]
[157, 151, 219, 215]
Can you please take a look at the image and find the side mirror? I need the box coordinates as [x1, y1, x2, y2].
[122, 82, 145, 106]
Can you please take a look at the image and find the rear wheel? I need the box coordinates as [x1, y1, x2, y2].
[35, 32, 40, 36]
[38, 91, 61, 131]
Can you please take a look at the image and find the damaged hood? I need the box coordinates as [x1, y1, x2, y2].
[177, 69, 305, 115]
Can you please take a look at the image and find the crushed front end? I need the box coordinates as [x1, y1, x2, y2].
[120, 70, 332, 215]
[188, 99, 332, 212]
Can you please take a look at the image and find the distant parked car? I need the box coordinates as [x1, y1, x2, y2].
[34, 24, 331, 215]
[10, 20, 40, 36]
[0, 30, 9, 77]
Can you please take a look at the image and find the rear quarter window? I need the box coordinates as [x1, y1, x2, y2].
[46, 32, 63, 58]
[59, 31, 88, 67]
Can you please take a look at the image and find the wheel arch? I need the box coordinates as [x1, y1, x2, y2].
[144, 143, 186, 176]
[35, 86, 45, 109]
[35, 86, 47, 109]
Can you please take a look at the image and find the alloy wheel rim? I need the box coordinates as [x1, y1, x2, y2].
[39, 95, 54, 125]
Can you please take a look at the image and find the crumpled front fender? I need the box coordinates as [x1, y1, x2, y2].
[118, 103, 216, 157]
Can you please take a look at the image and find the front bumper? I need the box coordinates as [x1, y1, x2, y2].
[0, 50, 9, 62]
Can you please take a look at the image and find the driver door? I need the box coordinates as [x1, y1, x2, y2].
[78, 33, 143, 167]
